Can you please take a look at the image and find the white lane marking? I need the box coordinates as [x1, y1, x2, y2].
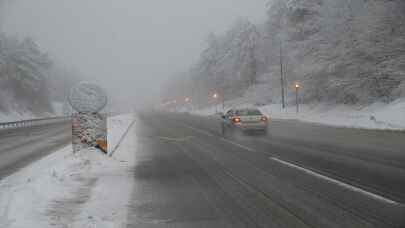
[270, 157, 402, 206]
[220, 138, 256, 152]
[183, 125, 214, 137]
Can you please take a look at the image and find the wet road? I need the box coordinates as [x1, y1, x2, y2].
[0, 120, 71, 179]
[127, 112, 405, 228]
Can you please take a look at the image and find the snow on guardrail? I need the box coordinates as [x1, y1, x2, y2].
[0, 117, 71, 130]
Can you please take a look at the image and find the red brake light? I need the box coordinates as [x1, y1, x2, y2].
[232, 117, 241, 123]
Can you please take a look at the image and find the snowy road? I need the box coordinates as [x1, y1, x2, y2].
[127, 112, 405, 228]
[0, 120, 71, 179]
[1, 112, 404, 227]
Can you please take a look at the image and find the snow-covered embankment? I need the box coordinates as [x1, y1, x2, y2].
[194, 98, 405, 131]
[0, 113, 137, 228]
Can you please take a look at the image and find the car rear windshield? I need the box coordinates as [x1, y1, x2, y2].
[236, 109, 262, 116]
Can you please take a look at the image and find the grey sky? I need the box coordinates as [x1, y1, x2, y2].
[1, 0, 267, 107]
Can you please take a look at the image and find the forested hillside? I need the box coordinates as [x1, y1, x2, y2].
[0, 35, 54, 115]
[267, 0, 405, 104]
[0, 34, 80, 119]
[165, 0, 405, 107]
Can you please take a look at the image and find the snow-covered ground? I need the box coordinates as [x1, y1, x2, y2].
[0, 113, 136, 228]
[194, 98, 405, 131]
[0, 110, 37, 123]
[107, 114, 136, 155]
[51, 102, 64, 116]
[0, 102, 65, 123]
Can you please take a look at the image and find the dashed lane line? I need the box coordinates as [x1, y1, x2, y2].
[158, 136, 194, 142]
[220, 138, 256, 152]
[182, 124, 256, 152]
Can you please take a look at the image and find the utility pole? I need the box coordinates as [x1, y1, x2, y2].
[222, 87, 225, 111]
[280, 40, 286, 109]
[295, 83, 300, 113]
[279, 1, 287, 109]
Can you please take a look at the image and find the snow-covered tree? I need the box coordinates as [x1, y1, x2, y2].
[165, 0, 405, 107]
[184, 19, 262, 107]
[264, 0, 405, 104]
[0, 34, 54, 114]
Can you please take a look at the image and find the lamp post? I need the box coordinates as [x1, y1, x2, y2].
[212, 93, 219, 113]
[222, 87, 225, 111]
[185, 97, 192, 111]
[295, 83, 300, 113]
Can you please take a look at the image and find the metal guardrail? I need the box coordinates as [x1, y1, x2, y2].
[0, 117, 71, 130]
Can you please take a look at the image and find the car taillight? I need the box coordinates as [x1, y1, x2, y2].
[232, 117, 241, 123]
[261, 116, 268, 122]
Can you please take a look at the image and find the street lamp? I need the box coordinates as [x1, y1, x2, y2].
[295, 82, 300, 113]
[212, 93, 219, 113]
[185, 97, 193, 112]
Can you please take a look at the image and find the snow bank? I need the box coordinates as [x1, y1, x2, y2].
[260, 99, 405, 130]
[107, 114, 136, 155]
[0, 146, 74, 227]
[0, 102, 64, 123]
[194, 98, 405, 131]
[0, 110, 37, 123]
[0, 113, 137, 228]
[51, 102, 64, 116]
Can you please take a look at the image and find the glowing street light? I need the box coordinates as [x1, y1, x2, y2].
[295, 82, 300, 113]
[212, 92, 219, 113]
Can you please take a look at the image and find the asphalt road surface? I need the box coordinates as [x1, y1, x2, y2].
[127, 112, 405, 228]
[0, 120, 72, 179]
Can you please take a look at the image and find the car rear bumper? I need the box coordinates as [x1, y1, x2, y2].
[236, 122, 268, 131]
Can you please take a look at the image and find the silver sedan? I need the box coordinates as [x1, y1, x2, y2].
[221, 108, 269, 135]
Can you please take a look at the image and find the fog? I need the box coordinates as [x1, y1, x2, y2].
[1, 0, 267, 108]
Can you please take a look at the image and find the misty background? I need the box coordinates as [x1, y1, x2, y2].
[1, 0, 404, 120]
[0, 0, 267, 113]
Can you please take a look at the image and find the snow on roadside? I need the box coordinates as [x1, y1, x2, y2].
[0, 110, 37, 123]
[0, 113, 137, 228]
[0, 146, 75, 228]
[0, 102, 66, 123]
[259, 99, 405, 130]
[194, 98, 405, 131]
[107, 114, 136, 155]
